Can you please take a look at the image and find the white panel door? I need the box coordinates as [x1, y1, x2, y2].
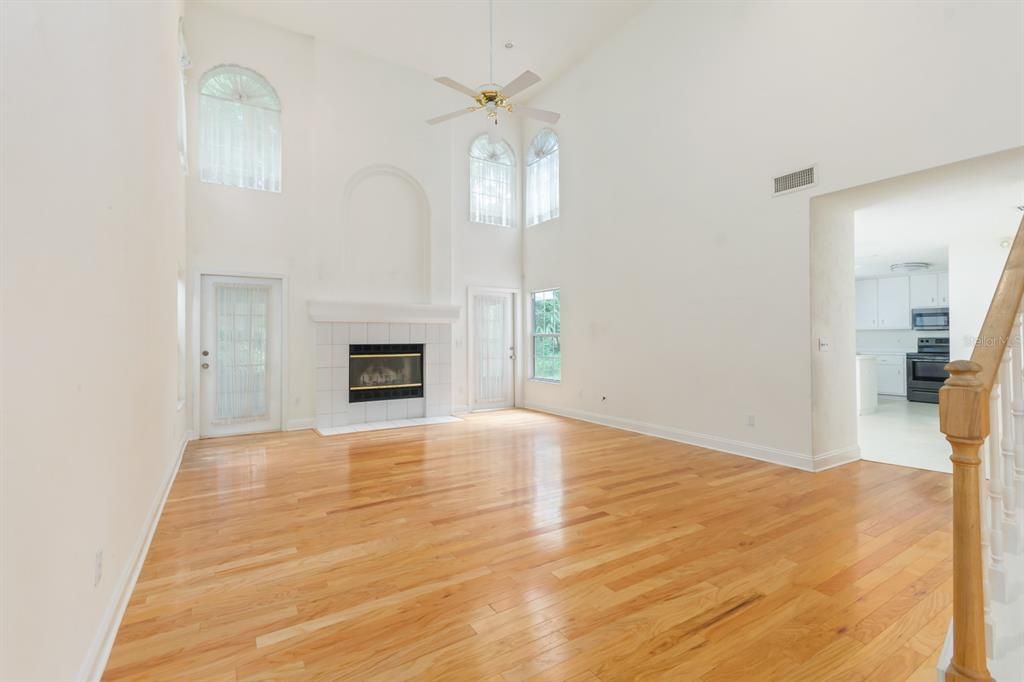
[200, 275, 283, 437]
[470, 290, 514, 411]
[877, 276, 911, 329]
[855, 279, 878, 330]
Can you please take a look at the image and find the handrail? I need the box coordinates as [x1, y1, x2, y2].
[940, 214, 1024, 682]
[969, 216, 1024, 392]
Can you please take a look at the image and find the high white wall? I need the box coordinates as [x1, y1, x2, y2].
[185, 5, 522, 423]
[1, 1, 188, 679]
[521, 0, 1024, 466]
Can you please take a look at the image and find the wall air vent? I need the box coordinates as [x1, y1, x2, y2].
[773, 165, 816, 196]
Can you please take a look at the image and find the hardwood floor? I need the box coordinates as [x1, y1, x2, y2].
[104, 409, 953, 681]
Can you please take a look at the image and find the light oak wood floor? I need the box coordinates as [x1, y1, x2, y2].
[105, 409, 953, 681]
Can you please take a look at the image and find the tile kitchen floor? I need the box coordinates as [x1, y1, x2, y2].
[858, 396, 951, 473]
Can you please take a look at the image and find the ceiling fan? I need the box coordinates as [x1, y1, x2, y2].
[426, 0, 561, 127]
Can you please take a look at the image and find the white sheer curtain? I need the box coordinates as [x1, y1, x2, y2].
[525, 129, 560, 227]
[177, 18, 190, 174]
[469, 135, 514, 227]
[199, 66, 282, 192]
[214, 283, 270, 423]
[474, 294, 508, 403]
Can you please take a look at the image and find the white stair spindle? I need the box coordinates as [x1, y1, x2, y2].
[1006, 316, 1022, 554]
[1015, 311, 1024, 552]
[988, 382, 1007, 603]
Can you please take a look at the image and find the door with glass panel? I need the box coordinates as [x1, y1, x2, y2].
[470, 290, 515, 411]
[199, 275, 283, 437]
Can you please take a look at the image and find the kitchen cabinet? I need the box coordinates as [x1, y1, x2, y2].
[910, 273, 949, 309]
[855, 279, 879, 330]
[877, 277, 911, 329]
[910, 274, 939, 308]
[872, 354, 907, 396]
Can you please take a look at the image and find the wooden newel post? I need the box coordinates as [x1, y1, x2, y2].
[940, 360, 993, 682]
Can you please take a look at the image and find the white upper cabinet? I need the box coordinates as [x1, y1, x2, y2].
[856, 279, 879, 330]
[909, 273, 950, 309]
[877, 276, 911, 329]
[910, 274, 938, 308]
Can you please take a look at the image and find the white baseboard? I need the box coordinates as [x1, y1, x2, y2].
[524, 402, 819, 472]
[452, 404, 470, 416]
[285, 417, 315, 431]
[812, 445, 861, 471]
[76, 430, 192, 681]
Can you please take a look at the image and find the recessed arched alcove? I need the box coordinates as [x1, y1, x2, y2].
[338, 165, 431, 304]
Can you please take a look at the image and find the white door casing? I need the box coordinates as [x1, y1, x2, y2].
[469, 288, 516, 411]
[199, 275, 283, 437]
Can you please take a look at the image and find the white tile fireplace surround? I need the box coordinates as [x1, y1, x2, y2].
[310, 302, 460, 435]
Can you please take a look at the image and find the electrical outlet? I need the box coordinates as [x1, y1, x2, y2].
[747, 415, 756, 427]
[94, 550, 103, 587]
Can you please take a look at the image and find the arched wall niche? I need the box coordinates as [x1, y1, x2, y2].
[333, 164, 432, 304]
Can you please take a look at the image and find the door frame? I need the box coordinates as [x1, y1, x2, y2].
[191, 270, 289, 437]
[467, 286, 522, 412]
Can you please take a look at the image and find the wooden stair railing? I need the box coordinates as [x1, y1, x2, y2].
[940, 214, 1024, 682]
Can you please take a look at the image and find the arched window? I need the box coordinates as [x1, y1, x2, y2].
[469, 134, 514, 227]
[525, 129, 559, 226]
[199, 65, 281, 192]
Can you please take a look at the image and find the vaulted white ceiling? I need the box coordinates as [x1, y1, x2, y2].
[192, 0, 648, 93]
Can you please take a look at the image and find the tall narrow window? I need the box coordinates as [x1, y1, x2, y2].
[469, 134, 514, 227]
[531, 289, 561, 382]
[177, 18, 190, 174]
[176, 269, 187, 407]
[525, 129, 559, 226]
[199, 65, 281, 192]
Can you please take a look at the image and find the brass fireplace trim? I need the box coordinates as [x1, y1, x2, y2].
[349, 383, 424, 391]
[350, 353, 423, 359]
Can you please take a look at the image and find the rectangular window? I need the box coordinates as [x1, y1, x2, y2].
[469, 157, 514, 227]
[176, 271, 187, 407]
[525, 152, 559, 226]
[531, 289, 560, 382]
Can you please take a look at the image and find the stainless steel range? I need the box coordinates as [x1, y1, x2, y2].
[906, 337, 950, 404]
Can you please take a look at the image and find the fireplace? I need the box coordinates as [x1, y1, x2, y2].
[349, 344, 424, 403]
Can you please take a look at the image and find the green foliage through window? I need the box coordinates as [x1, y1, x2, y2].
[531, 289, 560, 381]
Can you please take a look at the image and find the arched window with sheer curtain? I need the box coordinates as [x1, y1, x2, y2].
[525, 129, 559, 226]
[199, 65, 282, 192]
[469, 134, 515, 227]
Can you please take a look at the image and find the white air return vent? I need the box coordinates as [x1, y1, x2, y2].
[773, 165, 816, 196]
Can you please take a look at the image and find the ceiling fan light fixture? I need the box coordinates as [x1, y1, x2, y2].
[424, 0, 560, 126]
[890, 262, 931, 272]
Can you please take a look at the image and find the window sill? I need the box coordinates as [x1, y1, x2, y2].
[528, 378, 561, 384]
[526, 215, 560, 229]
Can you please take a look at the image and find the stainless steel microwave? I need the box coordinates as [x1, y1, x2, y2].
[912, 307, 949, 330]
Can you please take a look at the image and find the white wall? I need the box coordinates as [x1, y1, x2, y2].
[521, 0, 1023, 467]
[185, 5, 522, 424]
[1, 1, 188, 679]
[449, 117, 524, 410]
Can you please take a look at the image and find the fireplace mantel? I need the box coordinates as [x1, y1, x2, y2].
[308, 301, 460, 324]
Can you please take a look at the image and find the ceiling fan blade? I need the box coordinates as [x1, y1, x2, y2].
[434, 77, 480, 99]
[501, 70, 541, 98]
[426, 108, 477, 125]
[510, 105, 560, 124]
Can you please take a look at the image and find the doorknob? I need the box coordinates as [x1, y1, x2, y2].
[201, 363, 209, 369]
[202, 350, 209, 357]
